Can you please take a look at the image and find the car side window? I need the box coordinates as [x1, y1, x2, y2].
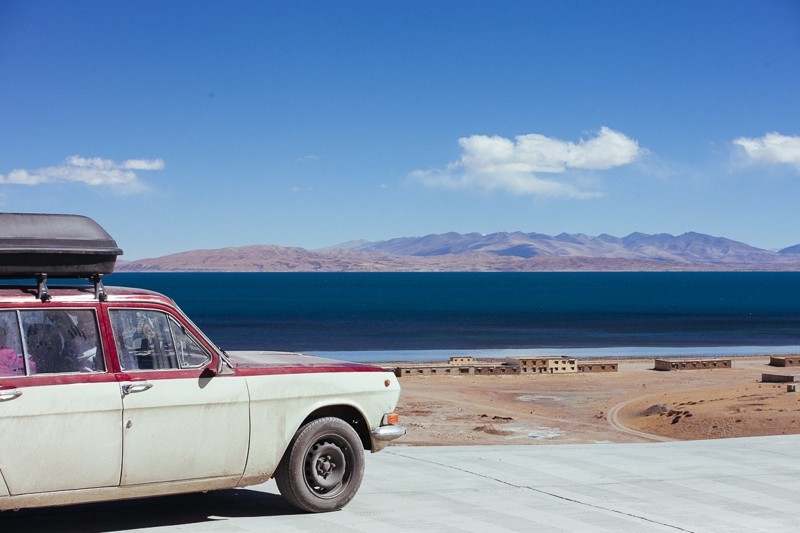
[0, 310, 27, 377]
[17, 309, 105, 375]
[169, 318, 212, 368]
[110, 309, 211, 371]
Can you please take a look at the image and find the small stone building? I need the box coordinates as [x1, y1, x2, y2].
[653, 358, 732, 371]
[578, 362, 619, 373]
[395, 361, 515, 377]
[473, 364, 517, 375]
[395, 364, 468, 377]
[769, 356, 800, 367]
[507, 356, 578, 374]
[396, 355, 617, 377]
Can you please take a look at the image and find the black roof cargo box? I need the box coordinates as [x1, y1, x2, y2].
[0, 213, 122, 277]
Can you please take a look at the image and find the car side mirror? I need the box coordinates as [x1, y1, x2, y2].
[216, 352, 235, 375]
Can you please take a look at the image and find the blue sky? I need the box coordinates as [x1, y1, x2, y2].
[1, 1, 799, 260]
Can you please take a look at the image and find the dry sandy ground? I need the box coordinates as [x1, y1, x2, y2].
[391, 356, 800, 446]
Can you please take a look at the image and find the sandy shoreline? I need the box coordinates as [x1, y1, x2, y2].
[391, 355, 800, 446]
[321, 345, 800, 364]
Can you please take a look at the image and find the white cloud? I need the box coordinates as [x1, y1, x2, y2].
[120, 158, 166, 171]
[0, 155, 164, 192]
[411, 126, 644, 198]
[733, 133, 800, 171]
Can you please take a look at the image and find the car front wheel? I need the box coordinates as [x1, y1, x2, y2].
[274, 416, 365, 513]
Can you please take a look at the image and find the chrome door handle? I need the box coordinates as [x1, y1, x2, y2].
[0, 389, 22, 402]
[121, 382, 153, 395]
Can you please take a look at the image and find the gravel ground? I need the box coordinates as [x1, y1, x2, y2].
[392, 356, 800, 446]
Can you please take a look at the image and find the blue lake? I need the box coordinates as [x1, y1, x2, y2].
[106, 272, 800, 361]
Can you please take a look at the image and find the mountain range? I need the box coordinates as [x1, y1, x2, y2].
[117, 231, 800, 272]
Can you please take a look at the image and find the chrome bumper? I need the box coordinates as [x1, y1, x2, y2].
[371, 424, 407, 442]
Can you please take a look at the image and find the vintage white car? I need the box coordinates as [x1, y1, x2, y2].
[0, 213, 404, 513]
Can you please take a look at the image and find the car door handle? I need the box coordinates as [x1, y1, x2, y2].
[122, 382, 153, 395]
[0, 389, 22, 402]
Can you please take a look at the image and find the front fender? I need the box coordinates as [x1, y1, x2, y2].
[240, 372, 401, 482]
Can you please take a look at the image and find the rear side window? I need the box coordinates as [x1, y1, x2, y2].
[110, 309, 211, 371]
[0, 310, 25, 376]
[0, 309, 105, 376]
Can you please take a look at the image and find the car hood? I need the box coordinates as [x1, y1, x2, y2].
[225, 350, 384, 371]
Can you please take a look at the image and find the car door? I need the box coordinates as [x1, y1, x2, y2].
[108, 308, 250, 486]
[0, 308, 122, 495]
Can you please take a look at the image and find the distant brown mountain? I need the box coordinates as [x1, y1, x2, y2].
[117, 232, 800, 272]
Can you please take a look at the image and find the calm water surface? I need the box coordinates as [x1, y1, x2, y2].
[106, 272, 800, 361]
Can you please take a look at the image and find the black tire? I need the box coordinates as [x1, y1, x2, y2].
[274, 417, 365, 513]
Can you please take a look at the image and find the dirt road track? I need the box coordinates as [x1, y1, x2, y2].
[606, 397, 675, 442]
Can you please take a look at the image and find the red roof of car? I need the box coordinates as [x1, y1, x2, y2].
[0, 285, 174, 306]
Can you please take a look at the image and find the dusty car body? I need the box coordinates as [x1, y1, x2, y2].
[0, 214, 404, 513]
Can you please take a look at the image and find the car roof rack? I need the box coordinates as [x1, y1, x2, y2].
[0, 213, 123, 302]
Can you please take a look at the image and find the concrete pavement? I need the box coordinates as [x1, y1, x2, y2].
[3, 435, 800, 532]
